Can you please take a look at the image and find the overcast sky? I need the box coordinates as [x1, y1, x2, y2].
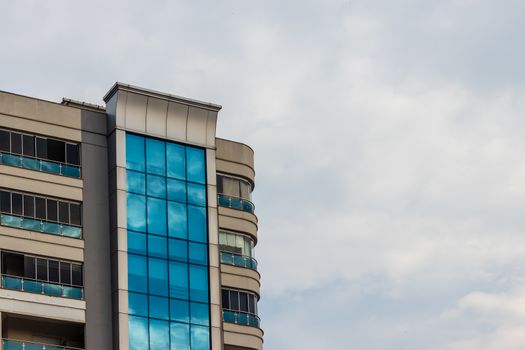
[2, 0, 525, 349]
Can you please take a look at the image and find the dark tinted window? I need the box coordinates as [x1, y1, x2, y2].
[24, 256, 36, 279]
[23, 195, 35, 217]
[36, 258, 48, 281]
[66, 144, 80, 165]
[36, 137, 47, 158]
[2, 253, 24, 277]
[23, 135, 35, 157]
[239, 292, 248, 311]
[47, 139, 65, 162]
[49, 260, 60, 283]
[10, 132, 22, 154]
[0, 191, 11, 213]
[11, 193, 22, 215]
[35, 197, 46, 219]
[248, 294, 255, 314]
[0, 130, 10, 151]
[72, 264, 82, 286]
[60, 262, 71, 284]
[59, 202, 69, 224]
[222, 290, 230, 309]
[47, 199, 57, 221]
[230, 291, 239, 310]
[70, 203, 81, 226]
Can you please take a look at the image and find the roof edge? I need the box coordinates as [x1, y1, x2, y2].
[103, 82, 222, 112]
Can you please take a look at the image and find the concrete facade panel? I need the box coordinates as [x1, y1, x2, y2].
[166, 101, 188, 142]
[145, 97, 168, 137]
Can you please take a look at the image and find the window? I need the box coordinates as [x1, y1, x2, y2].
[0, 189, 82, 227]
[222, 289, 258, 316]
[219, 230, 255, 258]
[0, 252, 82, 287]
[0, 128, 80, 166]
[217, 174, 252, 201]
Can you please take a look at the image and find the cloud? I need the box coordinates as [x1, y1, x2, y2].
[2, 0, 525, 349]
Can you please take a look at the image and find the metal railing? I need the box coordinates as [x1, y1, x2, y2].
[1, 274, 83, 300]
[2, 338, 84, 350]
[0, 214, 82, 239]
[220, 251, 258, 271]
[223, 310, 260, 328]
[217, 194, 255, 214]
[0, 152, 81, 178]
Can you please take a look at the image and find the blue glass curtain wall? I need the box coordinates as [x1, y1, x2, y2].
[126, 133, 210, 350]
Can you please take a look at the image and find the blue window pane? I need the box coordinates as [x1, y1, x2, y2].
[128, 254, 147, 293]
[129, 292, 148, 317]
[127, 194, 146, 232]
[170, 322, 190, 350]
[149, 319, 170, 349]
[169, 238, 188, 262]
[190, 302, 210, 326]
[169, 261, 189, 300]
[126, 134, 145, 172]
[146, 138, 166, 175]
[191, 324, 210, 350]
[168, 201, 187, 239]
[148, 235, 167, 259]
[148, 258, 168, 297]
[188, 205, 207, 243]
[147, 198, 167, 235]
[127, 171, 145, 195]
[129, 316, 149, 350]
[147, 175, 166, 198]
[128, 231, 147, 256]
[167, 178, 186, 203]
[170, 299, 189, 323]
[186, 147, 205, 184]
[149, 295, 169, 320]
[188, 242, 208, 266]
[187, 183, 206, 207]
[167, 143, 186, 180]
[189, 264, 208, 303]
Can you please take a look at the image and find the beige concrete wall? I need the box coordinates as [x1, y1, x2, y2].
[223, 323, 263, 350]
[220, 265, 261, 297]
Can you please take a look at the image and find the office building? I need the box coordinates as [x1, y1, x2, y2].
[0, 83, 262, 350]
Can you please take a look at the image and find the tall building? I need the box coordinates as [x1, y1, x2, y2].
[0, 83, 262, 350]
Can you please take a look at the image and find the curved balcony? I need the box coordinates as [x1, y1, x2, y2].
[1, 274, 83, 300]
[0, 152, 81, 178]
[218, 194, 255, 214]
[1, 214, 82, 239]
[220, 251, 258, 271]
[223, 310, 260, 328]
[2, 339, 83, 350]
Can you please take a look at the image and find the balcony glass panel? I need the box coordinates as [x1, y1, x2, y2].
[1, 275, 83, 299]
[222, 310, 260, 328]
[0, 214, 82, 238]
[220, 252, 258, 271]
[217, 194, 255, 214]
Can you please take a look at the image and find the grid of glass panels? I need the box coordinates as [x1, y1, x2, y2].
[125, 133, 210, 350]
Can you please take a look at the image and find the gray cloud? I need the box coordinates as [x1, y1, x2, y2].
[2, 0, 525, 348]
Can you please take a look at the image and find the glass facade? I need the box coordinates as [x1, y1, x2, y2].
[126, 133, 210, 350]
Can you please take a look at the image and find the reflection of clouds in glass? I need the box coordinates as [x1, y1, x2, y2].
[188, 206, 206, 243]
[127, 171, 145, 194]
[129, 316, 148, 350]
[168, 202, 188, 239]
[167, 143, 186, 180]
[191, 324, 210, 350]
[187, 183, 206, 206]
[147, 198, 166, 235]
[127, 194, 146, 232]
[186, 148, 205, 184]
[149, 319, 169, 349]
[147, 175, 166, 198]
[170, 322, 190, 349]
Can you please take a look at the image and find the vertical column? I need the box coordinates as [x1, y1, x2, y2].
[206, 149, 223, 350]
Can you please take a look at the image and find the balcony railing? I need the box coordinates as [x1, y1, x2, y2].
[0, 214, 82, 239]
[2, 338, 83, 350]
[218, 194, 255, 214]
[223, 310, 260, 328]
[220, 251, 258, 271]
[1, 274, 83, 300]
[0, 152, 81, 178]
